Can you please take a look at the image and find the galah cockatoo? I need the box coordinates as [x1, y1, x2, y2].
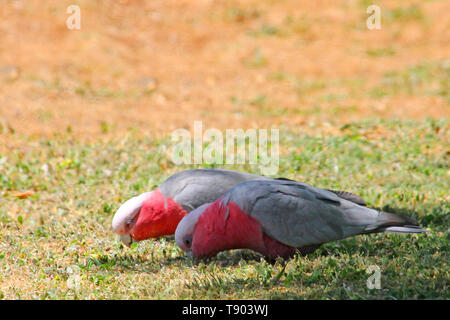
[112, 169, 366, 246]
[175, 180, 425, 259]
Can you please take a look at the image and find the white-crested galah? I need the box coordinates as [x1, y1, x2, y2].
[175, 180, 425, 259]
[112, 169, 366, 246]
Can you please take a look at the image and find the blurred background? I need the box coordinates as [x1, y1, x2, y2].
[0, 0, 448, 145]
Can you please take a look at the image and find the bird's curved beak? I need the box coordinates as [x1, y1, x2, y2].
[119, 234, 136, 247]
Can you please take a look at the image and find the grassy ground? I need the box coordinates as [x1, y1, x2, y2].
[0, 0, 449, 299]
[0, 119, 448, 299]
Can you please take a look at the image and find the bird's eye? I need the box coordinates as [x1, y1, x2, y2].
[125, 219, 133, 230]
[183, 237, 192, 248]
[181, 234, 193, 249]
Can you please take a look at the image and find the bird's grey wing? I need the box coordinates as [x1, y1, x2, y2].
[171, 183, 235, 212]
[223, 181, 379, 248]
[275, 177, 366, 206]
[325, 190, 366, 206]
[160, 169, 271, 212]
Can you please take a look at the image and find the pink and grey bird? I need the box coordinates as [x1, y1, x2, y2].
[175, 180, 425, 259]
[112, 169, 366, 246]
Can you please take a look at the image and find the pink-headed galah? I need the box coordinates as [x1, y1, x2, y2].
[175, 180, 425, 259]
[112, 169, 366, 246]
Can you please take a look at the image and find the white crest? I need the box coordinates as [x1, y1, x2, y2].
[111, 192, 153, 234]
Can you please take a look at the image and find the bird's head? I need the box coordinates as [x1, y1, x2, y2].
[175, 203, 210, 254]
[112, 189, 188, 246]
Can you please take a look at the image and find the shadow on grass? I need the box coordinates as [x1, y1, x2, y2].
[189, 249, 265, 266]
[109, 253, 192, 273]
[109, 251, 266, 276]
[108, 248, 259, 273]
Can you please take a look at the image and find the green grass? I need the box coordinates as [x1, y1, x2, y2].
[370, 61, 450, 100]
[385, 6, 425, 23]
[366, 48, 396, 58]
[0, 118, 448, 299]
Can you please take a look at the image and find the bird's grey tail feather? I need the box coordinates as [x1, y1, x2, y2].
[366, 211, 426, 234]
[379, 210, 419, 226]
[380, 225, 426, 233]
